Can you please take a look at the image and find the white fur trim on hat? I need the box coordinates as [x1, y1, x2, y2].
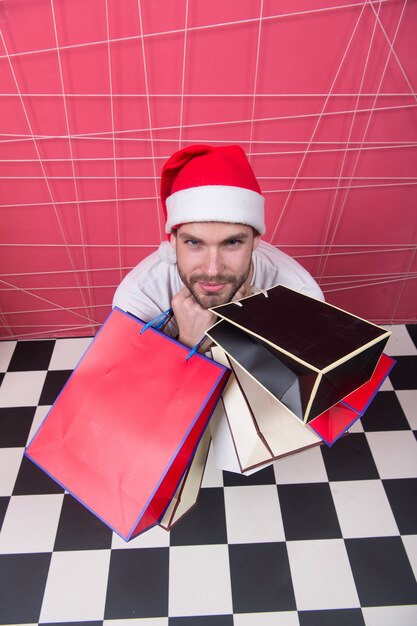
[165, 185, 265, 234]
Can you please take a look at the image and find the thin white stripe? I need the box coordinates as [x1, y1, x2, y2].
[1, 102, 415, 142]
[3, 174, 416, 181]
[248, 0, 264, 161]
[323, 274, 417, 292]
[0, 28, 96, 329]
[0, 1, 392, 61]
[2, 178, 417, 209]
[136, 0, 162, 239]
[269, 1, 368, 243]
[318, 0, 409, 282]
[104, 0, 123, 282]
[317, 0, 383, 280]
[1, 142, 416, 161]
[50, 0, 95, 332]
[1, 92, 414, 98]
[368, 0, 417, 105]
[0, 279, 97, 325]
[178, 0, 189, 149]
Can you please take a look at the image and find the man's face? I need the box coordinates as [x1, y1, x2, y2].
[171, 222, 260, 309]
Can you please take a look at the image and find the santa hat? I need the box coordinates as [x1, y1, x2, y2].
[160, 144, 265, 235]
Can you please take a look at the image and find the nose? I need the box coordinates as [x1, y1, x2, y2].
[202, 247, 224, 276]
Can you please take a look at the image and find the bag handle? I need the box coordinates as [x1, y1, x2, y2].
[139, 307, 204, 361]
[232, 287, 269, 307]
[139, 308, 173, 334]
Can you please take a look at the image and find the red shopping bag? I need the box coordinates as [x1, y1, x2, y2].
[308, 353, 396, 445]
[26, 308, 229, 540]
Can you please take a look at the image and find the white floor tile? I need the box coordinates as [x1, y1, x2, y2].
[362, 604, 417, 626]
[26, 405, 50, 444]
[366, 431, 417, 479]
[383, 325, 417, 356]
[111, 524, 170, 549]
[0, 371, 47, 407]
[224, 485, 285, 543]
[0, 341, 17, 371]
[0, 494, 64, 553]
[379, 376, 394, 392]
[395, 390, 417, 430]
[103, 617, 168, 626]
[49, 337, 93, 370]
[274, 445, 328, 484]
[330, 480, 399, 538]
[40, 550, 111, 622]
[402, 535, 417, 581]
[0, 447, 24, 496]
[287, 539, 360, 611]
[169, 544, 232, 616]
[234, 612, 299, 625]
[348, 419, 364, 433]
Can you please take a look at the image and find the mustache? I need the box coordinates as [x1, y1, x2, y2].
[190, 274, 237, 285]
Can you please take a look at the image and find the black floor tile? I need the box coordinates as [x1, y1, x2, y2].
[0, 372, 4, 386]
[170, 487, 227, 546]
[360, 391, 410, 431]
[222, 464, 276, 486]
[277, 483, 342, 541]
[0, 496, 9, 533]
[7, 340, 55, 371]
[39, 622, 102, 626]
[321, 433, 379, 481]
[169, 616, 234, 626]
[406, 324, 417, 350]
[104, 548, 169, 619]
[345, 537, 417, 606]
[229, 542, 296, 613]
[388, 355, 417, 390]
[0, 406, 36, 447]
[53, 493, 113, 551]
[383, 478, 417, 534]
[298, 608, 365, 626]
[0, 553, 52, 624]
[13, 453, 65, 495]
[39, 370, 73, 405]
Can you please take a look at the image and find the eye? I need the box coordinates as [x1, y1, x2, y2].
[224, 239, 242, 247]
[185, 239, 201, 247]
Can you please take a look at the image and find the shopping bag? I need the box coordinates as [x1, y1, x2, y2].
[26, 307, 229, 540]
[211, 348, 395, 459]
[207, 285, 390, 424]
[159, 428, 211, 530]
[308, 353, 396, 445]
[210, 346, 322, 474]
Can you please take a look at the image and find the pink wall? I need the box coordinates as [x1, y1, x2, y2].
[0, 0, 416, 339]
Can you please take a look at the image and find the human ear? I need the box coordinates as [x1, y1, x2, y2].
[252, 231, 261, 250]
[170, 231, 177, 250]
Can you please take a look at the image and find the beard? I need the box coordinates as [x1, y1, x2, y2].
[178, 260, 252, 309]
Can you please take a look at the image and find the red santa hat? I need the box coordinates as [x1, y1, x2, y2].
[160, 144, 265, 235]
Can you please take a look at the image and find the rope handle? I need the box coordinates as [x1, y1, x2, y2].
[139, 307, 173, 334]
[232, 286, 269, 306]
[139, 307, 204, 362]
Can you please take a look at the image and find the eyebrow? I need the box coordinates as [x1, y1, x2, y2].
[178, 231, 249, 243]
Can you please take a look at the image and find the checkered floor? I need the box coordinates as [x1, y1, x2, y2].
[0, 326, 416, 626]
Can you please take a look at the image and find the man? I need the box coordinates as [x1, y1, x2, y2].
[113, 144, 323, 347]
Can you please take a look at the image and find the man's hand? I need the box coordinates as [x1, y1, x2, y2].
[172, 283, 251, 349]
[172, 287, 217, 348]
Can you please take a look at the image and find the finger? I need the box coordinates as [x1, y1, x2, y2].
[174, 286, 192, 302]
[232, 284, 248, 302]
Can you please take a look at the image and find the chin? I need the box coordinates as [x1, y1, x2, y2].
[196, 290, 235, 309]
